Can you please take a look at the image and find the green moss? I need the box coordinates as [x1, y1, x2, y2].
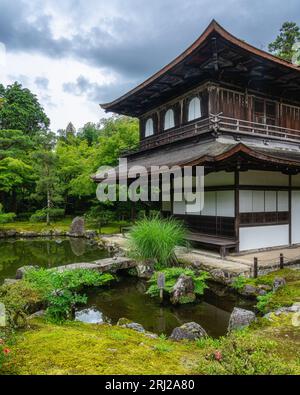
[1, 314, 299, 375]
[232, 269, 300, 313]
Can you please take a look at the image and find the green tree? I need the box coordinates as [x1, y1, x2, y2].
[0, 82, 50, 136]
[0, 130, 33, 212]
[77, 122, 100, 146]
[31, 133, 63, 225]
[269, 22, 300, 62]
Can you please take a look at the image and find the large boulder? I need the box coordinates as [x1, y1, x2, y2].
[169, 322, 207, 341]
[273, 277, 286, 291]
[228, 307, 256, 332]
[69, 216, 85, 236]
[170, 274, 196, 304]
[15, 265, 38, 280]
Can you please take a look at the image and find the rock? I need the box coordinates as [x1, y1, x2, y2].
[273, 277, 286, 291]
[170, 274, 196, 305]
[239, 284, 271, 297]
[117, 317, 146, 333]
[3, 278, 19, 285]
[210, 269, 230, 285]
[15, 265, 38, 280]
[228, 308, 256, 332]
[240, 284, 258, 297]
[117, 317, 132, 326]
[264, 303, 300, 320]
[69, 216, 85, 236]
[125, 323, 146, 333]
[85, 230, 97, 239]
[135, 261, 155, 279]
[28, 310, 45, 320]
[144, 332, 159, 339]
[169, 322, 207, 341]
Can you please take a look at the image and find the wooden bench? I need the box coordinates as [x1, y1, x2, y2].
[186, 232, 237, 258]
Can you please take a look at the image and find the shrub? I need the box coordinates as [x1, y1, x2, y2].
[0, 204, 16, 224]
[0, 281, 42, 328]
[146, 268, 210, 298]
[25, 268, 115, 323]
[128, 215, 187, 269]
[30, 208, 65, 223]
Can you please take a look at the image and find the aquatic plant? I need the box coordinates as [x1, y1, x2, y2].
[128, 215, 187, 269]
[146, 267, 210, 298]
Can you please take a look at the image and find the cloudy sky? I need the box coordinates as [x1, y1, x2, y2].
[0, 0, 299, 132]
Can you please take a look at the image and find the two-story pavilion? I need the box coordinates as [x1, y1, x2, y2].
[95, 20, 300, 255]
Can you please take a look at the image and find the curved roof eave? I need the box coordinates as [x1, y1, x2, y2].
[101, 20, 300, 112]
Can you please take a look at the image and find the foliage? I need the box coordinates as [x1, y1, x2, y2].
[30, 208, 65, 223]
[0, 82, 50, 136]
[25, 268, 115, 323]
[0, 81, 139, 222]
[128, 216, 187, 268]
[147, 268, 210, 298]
[269, 21, 300, 62]
[0, 204, 16, 224]
[0, 281, 42, 328]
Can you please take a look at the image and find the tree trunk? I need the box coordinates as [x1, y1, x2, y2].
[47, 188, 51, 226]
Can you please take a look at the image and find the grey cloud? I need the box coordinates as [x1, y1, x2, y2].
[1, 0, 300, 102]
[35, 77, 49, 90]
[63, 75, 134, 103]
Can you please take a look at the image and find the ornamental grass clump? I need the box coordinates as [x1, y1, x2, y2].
[128, 216, 187, 269]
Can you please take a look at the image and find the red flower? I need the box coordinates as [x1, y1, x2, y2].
[3, 348, 11, 355]
[214, 351, 222, 362]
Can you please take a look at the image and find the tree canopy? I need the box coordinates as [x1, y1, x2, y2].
[0, 82, 50, 136]
[269, 21, 300, 63]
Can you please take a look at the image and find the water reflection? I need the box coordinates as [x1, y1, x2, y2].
[0, 238, 109, 283]
[76, 277, 255, 338]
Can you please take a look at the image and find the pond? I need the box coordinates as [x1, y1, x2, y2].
[0, 238, 255, 338]
[75, 276, 255, 338]
[0, 238, 110, 284]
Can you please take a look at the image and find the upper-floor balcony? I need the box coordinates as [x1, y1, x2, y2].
[131, 114, 300, 154]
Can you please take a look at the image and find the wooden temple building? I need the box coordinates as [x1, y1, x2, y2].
[96, 20, 300, 255]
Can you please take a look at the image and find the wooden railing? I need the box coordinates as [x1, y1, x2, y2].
[218, 115, 300, 142]
[123, 114, 300, 156]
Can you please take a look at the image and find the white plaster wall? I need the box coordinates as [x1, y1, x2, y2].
[292, 191, 300, 244]
[173, 200, 185, 215]
[239, 225, 289, 251]
[239, 171, 289, 186]
[216, 191, 235, 217]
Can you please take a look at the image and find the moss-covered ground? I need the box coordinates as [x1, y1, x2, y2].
[0, 218, 131, 235]
[232, 269, 300, 313]
[1, 313, 299, 375]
